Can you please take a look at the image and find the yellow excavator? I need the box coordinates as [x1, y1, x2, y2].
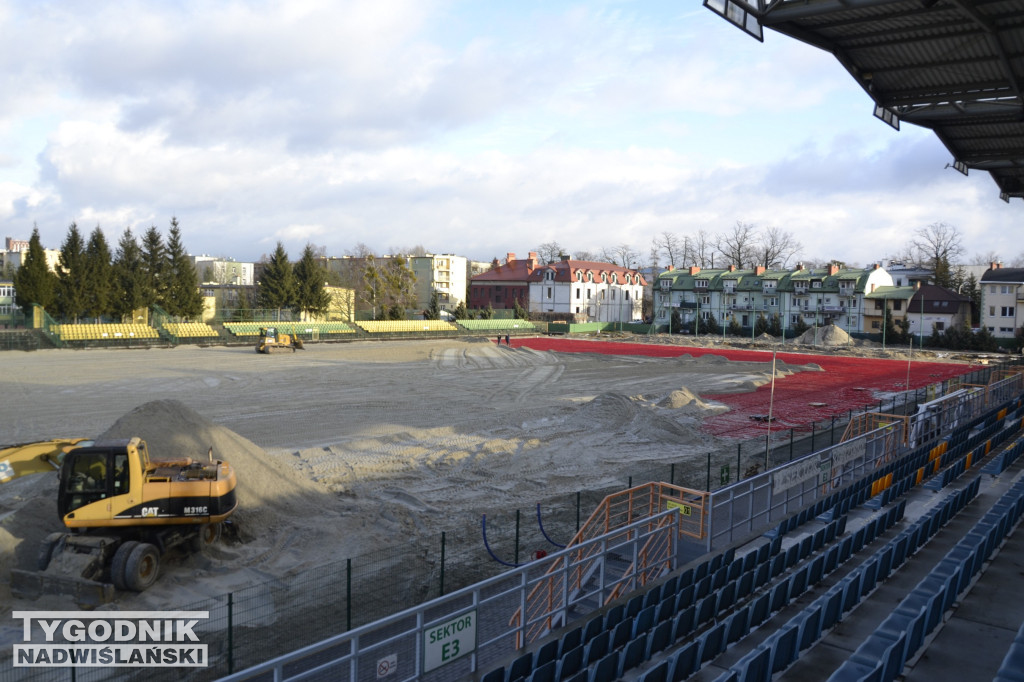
[256, 326, 304, 353]
[1, 437, 237, 605]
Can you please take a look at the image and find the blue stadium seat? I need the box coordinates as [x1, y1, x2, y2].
[535, 640, 559, 669]
[507, 651, 533, 681]
[604, 605, 624, 632]
[590, 650, 620, 682]
[582, 617, 603, 645]
[767, 623, 799, 674]
[717, 581, 737, 615]
[669, 641, 700, 682]
[619, 637, 646, 676]
[626, 594, 645, 619]
[584, 631, 609, 666]
[749, 592, 771, 628]
[556, 646, 583, 680]
[769, 580, 790, 614]
[646, 619, 673, 659]
[697, 595, 717, 627]
[735, 646, 771, 682]
[672, 605, 696, 643]
[820, 588, 844, 631]
[481, 665, 504, 682]
[795, 603, 823, 652]
[634, 606, 657, 637]
[676, 584, 695, 612]
[726, 605, 751, 645]
[611, 618, 633, 651]
[699, 622, 727, 665]
[528, 660, 557, 682]
[559, 628, 582, 657]
[754, 562, 771, 589]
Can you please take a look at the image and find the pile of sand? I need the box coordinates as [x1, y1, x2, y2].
[795, 324, 851, 346]
[657, 388, 729, 414]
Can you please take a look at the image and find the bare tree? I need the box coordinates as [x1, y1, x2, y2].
[753, 226, 802, 269]
[535, 241, 564, 264]
[611, 243, 639, 269]
[909, 222, 964, 269]
[716, 221, 758, 269]
[573, 250, 596, 261]
[971, 249, 1002, 265]
[692, 229, 715, 268]
[653, 231, 685, 269]
[1010, 252, 1024, 268]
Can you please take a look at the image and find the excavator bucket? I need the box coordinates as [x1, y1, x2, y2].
[11, 569, 115, 606]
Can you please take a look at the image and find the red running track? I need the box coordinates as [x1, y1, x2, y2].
[508, 338, 978, 439]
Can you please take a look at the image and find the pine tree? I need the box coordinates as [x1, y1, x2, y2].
[424, 291, 441, 320]
[164, 218, 204, 319]
[140, 226, 167, 308]
[727, 317, 742, 336]
[258, 242, 295, 312]
[55, 222, 88, 322]
[480, 303, 494, 320]
[754, 313, 769, 336]
[112, 228, 147, 321]
[792, 315, 810, 337]
[768, 313, 783, 337]
[293, 244, 331, 319]
[362, 257, 384, 319]
[82, 226, 114, 319]
[453, 300, 468, 320]
[13, 227, 57, 315]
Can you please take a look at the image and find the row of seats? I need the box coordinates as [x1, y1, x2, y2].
[222, 322, 357, 336]
[162, 322, 218, 338]
[458, 319, 538, 331]
[983, 434, 1024, 476]
[830, 474, 1020, 682]
[355, 320, 458, 333]
[54, 323, 160, 340]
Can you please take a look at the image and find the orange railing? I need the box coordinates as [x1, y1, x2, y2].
[510, 482, 707, 646]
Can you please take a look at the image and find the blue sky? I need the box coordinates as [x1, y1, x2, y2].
[0, 0, 1019, 266]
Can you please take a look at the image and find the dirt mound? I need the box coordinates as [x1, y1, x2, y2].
[754, 333, 776, 344]
[570, 393, 639, 430]
[795, 324, 851, 346]
[99, 399, 332, 539]
[657, 388, 728, 414]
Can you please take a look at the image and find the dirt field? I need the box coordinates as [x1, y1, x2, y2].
[0, 336, 974, 620]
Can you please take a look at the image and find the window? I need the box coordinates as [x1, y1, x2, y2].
[547, 287, 552, 299]
[576, 288, 581, 299]
[872, 321, 880, 330]
[990, 285, 997, 294]
[875, 300, 884, 311]
[768, 297, 778, 306]
[1001, 306, 1014, 317]
[625, 291, 630, 300]
[934, 322, 945, 331]
[893, 300, 902, 311]
[812, 281, 822, 288]
[990, 306, 996, 316]
[611, 289, 616, 300]
[1001, 327, 1014, 333]
[586, 288, 591, 299]
[1002, 285, 1011, 294]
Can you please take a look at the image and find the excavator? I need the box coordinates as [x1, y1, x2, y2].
[1, 437, 237, 606]
[256, 326, 304, 353]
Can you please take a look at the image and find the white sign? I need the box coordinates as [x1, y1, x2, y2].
[377, 653, 397, 678]
[423, 610, 476, 673]
[772, 458, 821, 494]
[12, 611, 209, 668]
[831, 440, 865, 468]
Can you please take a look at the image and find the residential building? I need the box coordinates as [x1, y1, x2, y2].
[527, 255, 646, 322]
[407, 254, 467, 313]
[905, 284, 972, 338]
[0, 279, 14, 327]
[980, 263, 1024, 338]
[655, 262, 893, 333]
[192, 256, 255, 286]
[469, 252, 539, 311]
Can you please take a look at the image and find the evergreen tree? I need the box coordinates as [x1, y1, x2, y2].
[82, 226, 114, 319]
[164, 218, 204, 319]
[112, 227, 147, 321]
[792, 315, 810, 337]
[927, 322, 943, 348]
[258, 242, 295, 312]
[13, 227, 57, 315]
[362, 257, 384, 319]
[513, 297, 529, 320]
[55, 222, 88, 321]
[480, 303, 494, 320]
[453, 300, 468, 320]
[754, 313, 769, 336]
[424, 291, 441, 320]
[767, 313, 783, 337]
[140, 225, 167, 308]
[703, 314, 722, 335]
[670, 309, 682, 333]
[972, 324, 999, 352]
[962, 273, 980, 326]
[727, 317, 742, 336]
[293, 244, 332, 319]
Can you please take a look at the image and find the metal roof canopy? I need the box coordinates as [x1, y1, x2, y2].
[705, 0, 1024, 202]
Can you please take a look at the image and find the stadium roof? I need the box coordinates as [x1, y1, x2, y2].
[704, 0, 1024, 202]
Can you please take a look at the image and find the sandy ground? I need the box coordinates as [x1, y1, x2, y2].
[0, 337, 812, 616]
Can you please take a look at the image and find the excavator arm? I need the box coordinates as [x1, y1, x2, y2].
[0, 439, 94, 483]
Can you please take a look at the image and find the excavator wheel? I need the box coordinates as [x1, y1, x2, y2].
[110, 540, 139, 591]
[191, 523, 222, 553]
[36, 533, 65, 571]
[124, 542, 160, 592]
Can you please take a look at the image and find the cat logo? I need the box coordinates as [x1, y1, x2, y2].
[141, 506, 160, 517]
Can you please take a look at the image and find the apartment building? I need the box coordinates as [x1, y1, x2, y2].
[980, 263, 1024, 338]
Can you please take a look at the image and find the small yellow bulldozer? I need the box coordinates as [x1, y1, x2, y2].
[256, 326, 304, 353]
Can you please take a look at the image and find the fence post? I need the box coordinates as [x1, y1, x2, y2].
[790, 429, 794, 460]
[228, 592, 234, 674]
[810, 422, 815, 452]
[707, 453, 711, 491]
[346, 558, 352, 631]
[736, 444, 741, 482]
[628, 476, 633, 489]
[830, 416, 836, 446]
[440, 531, 446, 596]
[515, 509, 521, 566]
[670, 463, 675, 486]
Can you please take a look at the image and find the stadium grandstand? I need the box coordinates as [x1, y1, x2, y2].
[220, 366, 1024, 682]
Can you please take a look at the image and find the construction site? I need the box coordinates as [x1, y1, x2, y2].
[1, 332, 1006, 681]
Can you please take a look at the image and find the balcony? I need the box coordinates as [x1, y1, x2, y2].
[818, 305, 846, 313]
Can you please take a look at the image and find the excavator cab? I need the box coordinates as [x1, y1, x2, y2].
[58, 446, 130, 516]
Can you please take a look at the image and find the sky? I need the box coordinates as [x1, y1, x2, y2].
[0, 0, 1019, 267]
